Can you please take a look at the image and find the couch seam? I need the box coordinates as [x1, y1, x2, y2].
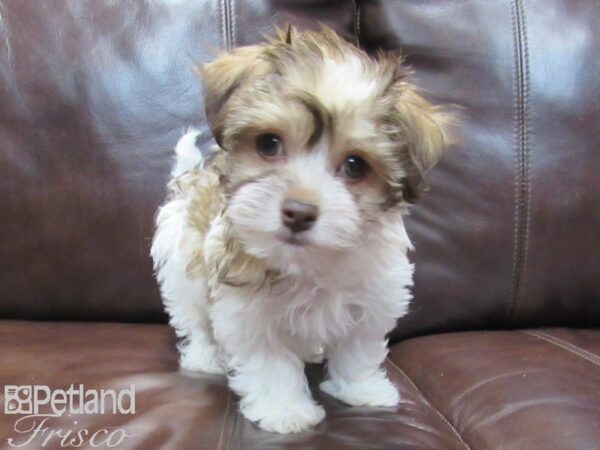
[522, 330, 600, 367]
[219, 0, 225, 49]
[228, 399, 242, 450]
[507, 0, 531, 326]
[519, 0, 532, 323]
[353, 0, 361, 46]
[216, 390, 233, 450]
[386, 357, 471, 450]
[229, 0, 236, 48]
[220, 0, 232, 50]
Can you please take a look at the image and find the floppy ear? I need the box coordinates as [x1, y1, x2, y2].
[197, 45, 268, 146]
[394, 86, 451, 203]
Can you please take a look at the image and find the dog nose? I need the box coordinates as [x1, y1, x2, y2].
[281, 199, 319, 233]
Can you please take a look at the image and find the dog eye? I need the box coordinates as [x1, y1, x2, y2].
[256, 133, 283, 157]
[341, 155, 369, 180]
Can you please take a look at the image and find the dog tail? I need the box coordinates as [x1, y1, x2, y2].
[171, 128, 205, 177]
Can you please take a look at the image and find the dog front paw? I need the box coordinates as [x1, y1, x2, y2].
[240, 396, 325, 434]
[179, 341, 226, 375]
[320, 375, 399, 407]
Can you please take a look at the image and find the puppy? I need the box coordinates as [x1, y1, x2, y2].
[151, 26, 450, 434]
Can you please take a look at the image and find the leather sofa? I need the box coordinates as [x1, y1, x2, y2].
[1, 1, 598, 448]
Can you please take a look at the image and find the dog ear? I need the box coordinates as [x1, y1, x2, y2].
[197, 46, 268, 147]
[393, 85, 451, 203]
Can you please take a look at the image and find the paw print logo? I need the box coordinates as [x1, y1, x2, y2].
[4, 386, 32, 414]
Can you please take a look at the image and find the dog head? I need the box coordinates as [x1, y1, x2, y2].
[198, 26, 450, 264]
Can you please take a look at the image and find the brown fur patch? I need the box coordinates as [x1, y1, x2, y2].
[198, 26, 450, 209]
[171, 170, 223, 278]
[202, 214, 281, 292]
[285, 186, 320, 206]
[189, 26, 452, 293]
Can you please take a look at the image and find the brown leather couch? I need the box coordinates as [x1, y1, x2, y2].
[1, 1, 599, 449]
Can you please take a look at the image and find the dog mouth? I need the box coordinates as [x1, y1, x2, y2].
[278, 231, 309, 247]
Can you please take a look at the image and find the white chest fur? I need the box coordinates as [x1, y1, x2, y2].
[206, 212, 414, 361]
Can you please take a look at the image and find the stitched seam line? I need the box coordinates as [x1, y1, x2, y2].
[228, 0, 236, 49]
[353, 0, 361, 46]
[523, 330, 600, 367]
[519, 0, 532, 323]
[220, 0, 232, 50]
[386, 357, 471, 450]
[219, 0, 226, 50]
[227, 400, 242, 450]
[507, 0, 531, 325]
[216, 390, 232, 450]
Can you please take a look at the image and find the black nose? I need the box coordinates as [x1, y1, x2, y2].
[281, 199, 319, 233]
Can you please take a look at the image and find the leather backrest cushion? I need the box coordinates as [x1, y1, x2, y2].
[368, 0, 600, 339]
[1, 0, 598, 336]
[0, 0, 356, 323]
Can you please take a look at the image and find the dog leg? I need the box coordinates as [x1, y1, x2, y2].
[227, 346, 325, 433]
[151, 197, 225, 375]
[178, 321, 225, 375]
[320, 329, 399, 407]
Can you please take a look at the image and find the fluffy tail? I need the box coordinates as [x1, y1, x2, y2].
[171, 128, 205, 177]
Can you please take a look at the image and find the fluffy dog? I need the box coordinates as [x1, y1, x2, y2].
[151, 26, 450, 433]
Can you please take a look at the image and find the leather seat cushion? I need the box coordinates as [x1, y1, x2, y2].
[2, 322, 598, 449]
[389, 328, 600, 450]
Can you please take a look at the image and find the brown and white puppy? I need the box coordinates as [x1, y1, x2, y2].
[152, 26, 450, 434]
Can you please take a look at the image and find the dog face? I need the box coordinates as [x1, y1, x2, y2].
[199, 27, 449, 262]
